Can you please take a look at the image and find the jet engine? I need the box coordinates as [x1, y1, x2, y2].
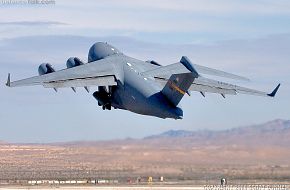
[88, 42, 120, 63]
[66, 57, 89, 93]
[38, 63, 55, 76]
[66, 57, 84, 68]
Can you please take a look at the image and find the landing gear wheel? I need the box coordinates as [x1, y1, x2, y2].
[106, 104, 111, 110]
[102, 105, 105, 110]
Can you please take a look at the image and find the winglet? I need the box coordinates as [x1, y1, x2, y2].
[6, 73, 11, 87]
[267, 83, 281, 97]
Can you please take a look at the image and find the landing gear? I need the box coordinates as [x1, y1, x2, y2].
[106, 104, 111, 110]
[93, 86, 115, 111]
[102, 104, 111, 110]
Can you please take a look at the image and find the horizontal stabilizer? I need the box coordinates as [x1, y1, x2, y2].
[180, 56, 199, 76]
[193, 64, 250, 81]
[142, 58, 249, 82]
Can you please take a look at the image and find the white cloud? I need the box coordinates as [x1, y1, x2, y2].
[0, 0, 290, 41]
[0, 21, 66, 26]
[57, 0, 290, 15]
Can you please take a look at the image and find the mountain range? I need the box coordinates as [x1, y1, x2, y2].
[144, 119, 290, 148]
[2, 119, 289, 147]
[46, 119, 290, 149]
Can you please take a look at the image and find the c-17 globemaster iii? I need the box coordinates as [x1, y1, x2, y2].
[6, 42, 280, 119]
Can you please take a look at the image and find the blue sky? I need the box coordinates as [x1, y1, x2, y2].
[0, 0, 289, 143]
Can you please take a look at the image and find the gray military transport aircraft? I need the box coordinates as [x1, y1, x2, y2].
[6, 42, 280, 119]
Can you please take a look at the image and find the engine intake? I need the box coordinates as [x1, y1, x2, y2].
[38, 63, 55, 76]
[66, 57, 84, 68]
[88, 42, 120, 63]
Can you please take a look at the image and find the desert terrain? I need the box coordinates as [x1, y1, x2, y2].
[0, 119, 289, 185]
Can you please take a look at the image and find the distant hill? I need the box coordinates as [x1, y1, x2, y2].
[144, 119, 290, 148]
[0, 141, 7, 144]
[19, 119, 290, 148]
[147, 119, 290, 138]
[146, 129, 196, 138]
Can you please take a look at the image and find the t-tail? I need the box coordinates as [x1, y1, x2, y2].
[161, 56, 198, 106]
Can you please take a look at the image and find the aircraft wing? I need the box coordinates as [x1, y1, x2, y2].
[6, 56, 120, 89]
[155, 76, 280, 98]
[144, 56, 280, 98]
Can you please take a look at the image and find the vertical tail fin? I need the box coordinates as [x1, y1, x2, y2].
[161, 56, 198, 106]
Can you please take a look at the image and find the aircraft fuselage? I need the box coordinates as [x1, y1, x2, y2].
[93, 55, 183, 119]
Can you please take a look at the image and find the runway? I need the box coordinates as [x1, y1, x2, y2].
[0, 186, 204, 190]
[1, 184, 289, 190]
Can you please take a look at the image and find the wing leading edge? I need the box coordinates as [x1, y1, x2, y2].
[6, 56, 121, 89]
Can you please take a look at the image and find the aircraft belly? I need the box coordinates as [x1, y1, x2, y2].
[118, 67, 183, 119]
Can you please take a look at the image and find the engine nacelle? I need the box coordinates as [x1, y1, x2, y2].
[88, 42, 120, 63]
[66, 57, 84, 68]
[38, 63, 55, 76]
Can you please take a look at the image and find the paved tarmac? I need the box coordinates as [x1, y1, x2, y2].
[0, 186, 204, 190]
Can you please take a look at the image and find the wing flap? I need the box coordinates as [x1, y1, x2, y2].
[194, 76, 279, 97]
[155, 77, 237, 95]
[43, 75, 117, 88]
[190, 83, 237, 95]
[155, 76, 279, 97]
